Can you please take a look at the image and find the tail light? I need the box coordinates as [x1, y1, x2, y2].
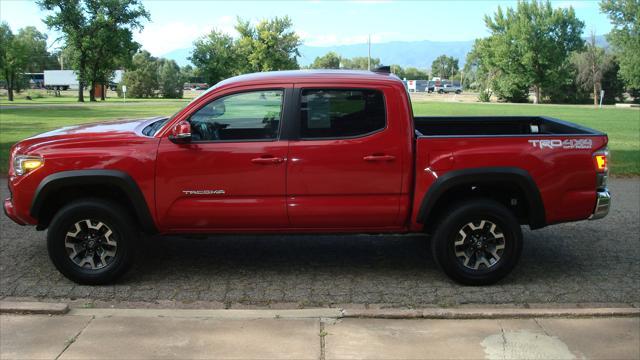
[594, 152, 608, 172]
[593, 147, 609, 189]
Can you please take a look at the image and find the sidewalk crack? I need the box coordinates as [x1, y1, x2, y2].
[498, 320, 507, 360]
[533, 318, 551, 337]
[319, 320, 326, 360]
[55, 315, 94, 360]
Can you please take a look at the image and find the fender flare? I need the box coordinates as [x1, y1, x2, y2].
[30, 170, 158, 234]
[417, 167, 546, 229]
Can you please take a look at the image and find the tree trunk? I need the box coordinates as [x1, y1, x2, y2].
[89, 80, 96, 102]
[77, 57, 85, 102]
[101, 85, 105, 101]
[78, 81, 84, 102]
[7, 84, 14, 101]
[7, 73, 14, 101]
[593, 83, 598, 107]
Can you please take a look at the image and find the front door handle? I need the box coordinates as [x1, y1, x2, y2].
[363, 154, 396, 162]
[251, 156, 284, 164]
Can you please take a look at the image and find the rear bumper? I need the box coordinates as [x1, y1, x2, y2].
[589, 189, 611, 220]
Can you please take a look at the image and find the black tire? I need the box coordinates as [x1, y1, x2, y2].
[455, 90, 462, 94]
[430, 199, 522, 285]
[47, 199, 137, 285]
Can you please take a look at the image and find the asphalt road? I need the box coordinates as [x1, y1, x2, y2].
[1, 178, 638, 307]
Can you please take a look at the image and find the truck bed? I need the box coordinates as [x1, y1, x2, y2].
[414, 116, 603, 137]
[411, 115, 608, 229]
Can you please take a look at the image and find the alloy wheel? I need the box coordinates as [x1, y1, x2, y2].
[64, 219, 118, 270]
[453, 220, 505, 270]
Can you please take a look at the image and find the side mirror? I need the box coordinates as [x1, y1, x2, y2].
[169, 121, 192, 144]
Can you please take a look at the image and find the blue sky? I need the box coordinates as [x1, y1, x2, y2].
[1, 0, 612, 56]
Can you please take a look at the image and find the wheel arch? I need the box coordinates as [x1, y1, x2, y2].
[417, 167, 546, 230]
[30, 170, 157, 234]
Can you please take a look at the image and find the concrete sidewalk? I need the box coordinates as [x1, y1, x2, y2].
[1, 308, 638, 359]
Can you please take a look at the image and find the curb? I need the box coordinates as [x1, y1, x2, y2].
[68, 307, 344, 319]
[0, 301, 69, 315]
[2, 301, 639, 320]
[342, 307, 640, 319]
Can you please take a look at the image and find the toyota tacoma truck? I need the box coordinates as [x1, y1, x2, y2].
[4, 68, 611, 286]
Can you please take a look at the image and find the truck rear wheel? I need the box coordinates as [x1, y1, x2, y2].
[47, 199, 137, 285]
[430, 199, 522, 285]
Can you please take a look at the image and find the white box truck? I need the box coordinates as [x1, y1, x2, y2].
[44, 70, 80, 90]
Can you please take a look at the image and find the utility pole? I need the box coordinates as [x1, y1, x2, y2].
[368, 34, 371, 71]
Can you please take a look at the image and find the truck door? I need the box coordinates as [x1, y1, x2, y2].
[155, 87, 291, 231]
[286, 86, 404, 228]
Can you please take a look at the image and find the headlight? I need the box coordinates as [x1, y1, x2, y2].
[13, 155, 44, 176]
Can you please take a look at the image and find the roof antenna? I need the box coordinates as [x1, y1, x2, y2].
[372, 65, 390, 74]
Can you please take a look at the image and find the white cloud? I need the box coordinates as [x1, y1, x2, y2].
[134, 16, 237, 56]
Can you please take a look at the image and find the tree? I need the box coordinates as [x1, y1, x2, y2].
[0, 23, 29, 101]
[15, 27, 58, 73]
[158, 59, 184, 98]
[431, 55, 459, 79]
[475, 0, 585, 103]
[310, 52, 340, 69]
[390, 65, 428, 80]
[310, 51, 341, 69]
[235, 16, 301, 73]
[190, 30, 238, 85]
[180, 64, 202, 84]
[465, 38, 504, 101]
[341, 57, 380, 70]
[82, 0, 147, 101]
[600, 0, 640, 92]
[121, 50, 158, 98]
[38, 0, 149, 102]
[571, 33, 616, 106]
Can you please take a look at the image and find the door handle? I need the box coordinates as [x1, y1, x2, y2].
[363, 154, 396, 162]
[251, 156, 284, 164]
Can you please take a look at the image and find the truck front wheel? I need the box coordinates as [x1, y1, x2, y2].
[47, 199, 137, 285]
[431, 199, 522, 285]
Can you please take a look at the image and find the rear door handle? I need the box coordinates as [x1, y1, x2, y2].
[363, 154, 396, 162]
[251, 156, 284, 164]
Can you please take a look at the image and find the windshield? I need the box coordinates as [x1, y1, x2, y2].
[149, 83, 222, 136]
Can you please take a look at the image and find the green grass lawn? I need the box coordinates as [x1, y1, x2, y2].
[0, 99, 638, 175]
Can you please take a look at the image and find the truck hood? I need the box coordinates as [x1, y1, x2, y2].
[29, 117, 165, 139]
[13, 117, 167, 155]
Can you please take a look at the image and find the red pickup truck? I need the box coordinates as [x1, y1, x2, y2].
[4, 68, 611, 286]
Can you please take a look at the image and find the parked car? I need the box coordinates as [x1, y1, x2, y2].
[4, 68, 610, 286]
[437, 84, 462, 94]
[425, 81, 435, 93]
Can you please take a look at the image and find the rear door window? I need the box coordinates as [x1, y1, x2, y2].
[299, 89, 386, 139]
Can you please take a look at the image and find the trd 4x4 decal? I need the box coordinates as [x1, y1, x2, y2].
[528, 139, 593, 150]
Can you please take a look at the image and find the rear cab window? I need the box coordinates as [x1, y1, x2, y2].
[299, 89, 386, 139]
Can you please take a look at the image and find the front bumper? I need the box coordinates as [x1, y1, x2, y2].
[589, 189, 611, 220]
[4, 197, 27, 225]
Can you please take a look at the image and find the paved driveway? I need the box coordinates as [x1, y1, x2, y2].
[1, 178, 638, 307]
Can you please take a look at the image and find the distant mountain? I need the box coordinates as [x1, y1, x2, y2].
[161, 36, 608, 70]
[162, 48, 193, 67]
